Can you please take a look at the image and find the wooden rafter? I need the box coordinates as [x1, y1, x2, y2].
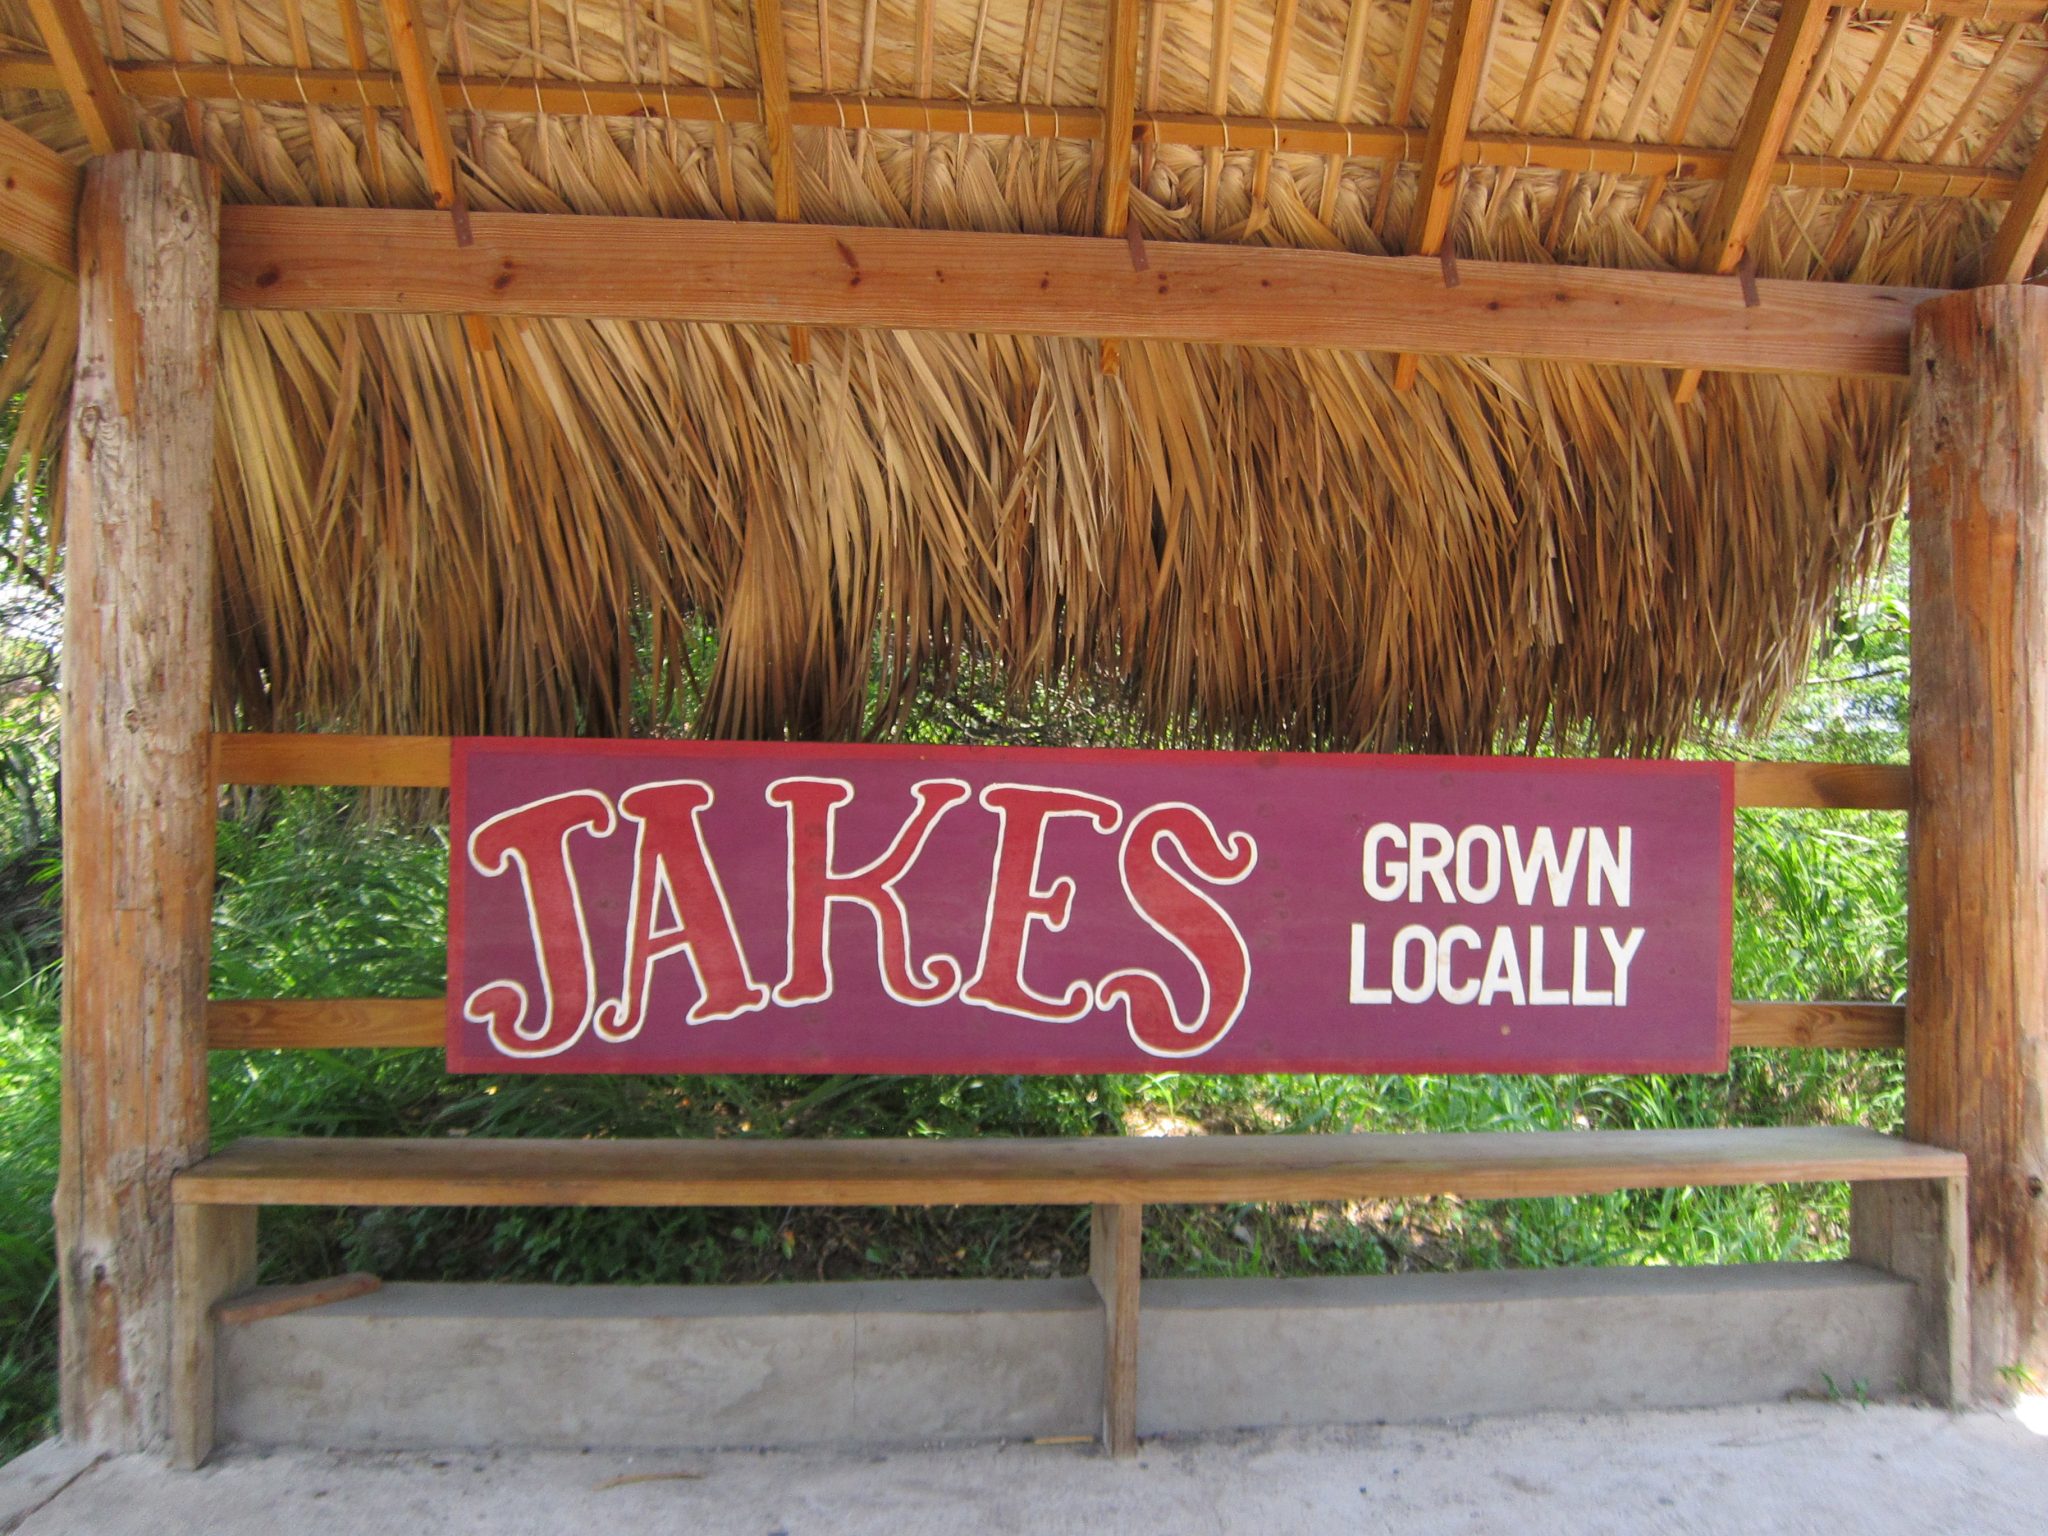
[22, 0, 137, 152]
[1371, 0, 1437, 232]
[1672, 0, 1833, 404]
[754, 0, 809, 362]
[1250, 0, 1300, 209]
[1544, 0, 1635, 249]
[379, 0, 466, 234]
[1200, 0, 1237, 231]
[335, 0, 387, 198]
[1487, 0, 1578, 217]
[1096, 0, 1142, 373]
[1819, 15, 1967, 270]
[1394, 0, 1500, 391]
[1099, 0, 1142, 234]
[217, 204, 1933, 380]
[1316, 0, 1376, 224]
[1636, 0, 1739, 230]
[1983, 129, 2048, 281]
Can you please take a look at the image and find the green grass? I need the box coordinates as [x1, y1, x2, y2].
[0, 543, 1912, 1459]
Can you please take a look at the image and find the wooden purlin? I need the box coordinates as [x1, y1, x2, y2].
[22, 0, 137, 152]
[1394, 0, 1501, 393]
[1672, 0, 1834, 404]
[0, 50, 2028, 207]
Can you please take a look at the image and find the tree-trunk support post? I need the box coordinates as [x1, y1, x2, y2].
[54, 150, 221, 1453]
[1905, 283, 2048, 1400]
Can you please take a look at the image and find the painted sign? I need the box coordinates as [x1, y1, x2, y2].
[448, 740, 1731, 1075]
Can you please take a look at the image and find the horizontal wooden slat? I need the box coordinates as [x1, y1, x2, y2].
[212, 734, 1908, 810]
[172, 1126, 1964, 1208]
[215, 732, 452, 787]
[1729, 1000, 1904, 1049]
[215, 208, 1934, 378]
[1729, 761, 1908, 811]
[209, 997, 441, 1048]
[206, 997, 1904, 1051]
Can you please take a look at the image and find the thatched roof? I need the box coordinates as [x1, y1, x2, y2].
[1, 1, 2038, 748]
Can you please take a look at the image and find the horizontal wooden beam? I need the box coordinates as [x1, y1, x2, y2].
[0, 55, 2020, 206]
[202, 996, 1906, 1051]
[0, 118, 79, 275]
[214, 207, 1934, 377]
[213, 734, 1911, 810]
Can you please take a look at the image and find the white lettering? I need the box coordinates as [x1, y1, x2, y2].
[1349, 922, 1392, 1004]
[1601, 926, 1647, 1006]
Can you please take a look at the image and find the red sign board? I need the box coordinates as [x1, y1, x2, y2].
[448, 740, 1731, 1075]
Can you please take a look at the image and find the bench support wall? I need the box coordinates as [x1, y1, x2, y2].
[54, 150, 220, 1452]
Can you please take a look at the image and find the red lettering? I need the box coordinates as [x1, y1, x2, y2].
[462, 790, 616, 1059]
[1097, 803, 1257, 1058]
[962, 784, 1122, 1022]
[594, 779, 767, 1040]
[769, 776, 972, 1005]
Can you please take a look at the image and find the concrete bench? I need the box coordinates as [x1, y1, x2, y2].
[171, 1126, 1967, 1465]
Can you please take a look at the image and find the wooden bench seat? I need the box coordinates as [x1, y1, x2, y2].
[174, 1124, 1962, 1208]
[170, 1126, 1967, 1467]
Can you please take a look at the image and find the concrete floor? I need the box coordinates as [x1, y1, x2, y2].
[5, 1401, 2046, 1535]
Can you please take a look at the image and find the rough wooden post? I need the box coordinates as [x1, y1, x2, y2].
[54, 151, 221, 1452]
[1906, 284, 2048, 1400]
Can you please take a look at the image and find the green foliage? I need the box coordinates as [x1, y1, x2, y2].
[0, 535, 1913, 1459]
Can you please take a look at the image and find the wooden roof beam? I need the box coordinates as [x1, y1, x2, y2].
[1983, 130, 2048, 282]
[217, 205, 1933, 380]
[1673, 0, 1834, 404]
[0, 117, 81, 276]
[378, 0, 465, 236]
[1394, 0, 1500, 392]
[22, 0, 138, 153]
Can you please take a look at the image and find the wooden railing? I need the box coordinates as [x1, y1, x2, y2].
[206, 734, 1909, 1054]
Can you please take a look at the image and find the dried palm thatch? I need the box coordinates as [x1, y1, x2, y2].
[0, 1, 2040, 750]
